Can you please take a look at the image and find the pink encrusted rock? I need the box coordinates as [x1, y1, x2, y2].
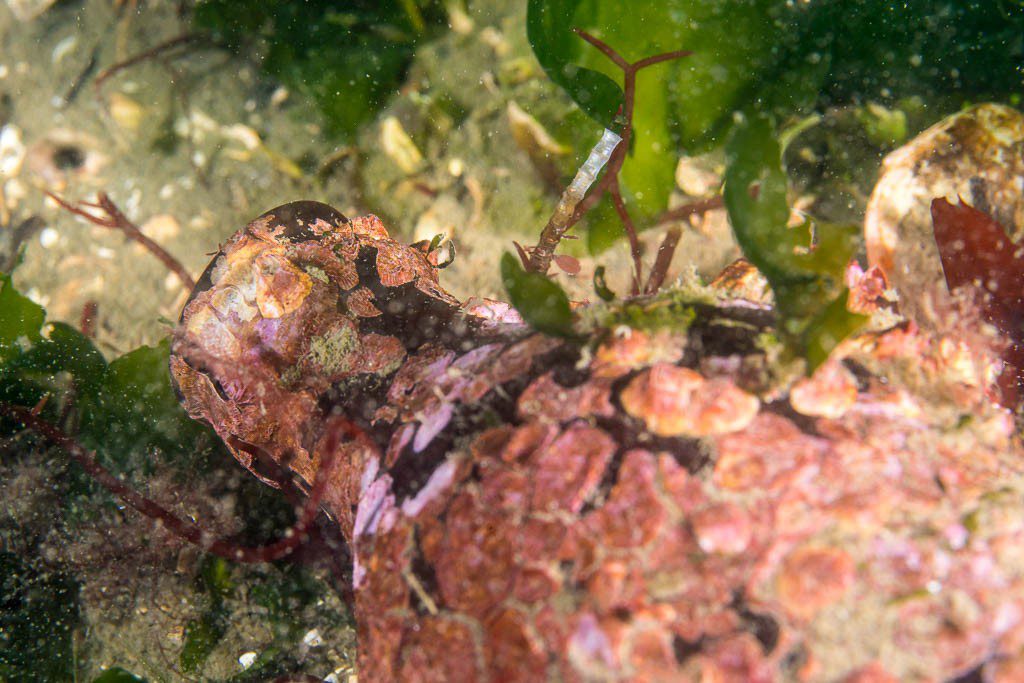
[790, 359, 859, 419]
[528, 423, 615, 514]
[691, 502, 753, 555]
[621, 364, 760, 437]
[841, 661, 900, 683]
[698, 632, 775, 683]
[173, 204, 1024, 681]
[516, 372, 615, 423]
[776, 546, 856, 621]
[591, 328, 685, 378]
[713, 412, 829, 492]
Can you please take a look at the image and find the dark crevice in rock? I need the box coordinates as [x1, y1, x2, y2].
[946, 664, 985, 683]
[764, 398, 822, 437]
[672, 634, 704, 663]
[733, 592, 781, 654]
[408, 528, 442, 615]
[841, 357, 876, 392]
[579, 441, 627, 516]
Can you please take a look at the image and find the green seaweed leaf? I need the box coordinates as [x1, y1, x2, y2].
[193, 0, 450, 139]
[0, 273, 44, 358]
[0, 275, 222, 479]
[501, 253, 574, 338]
[180, 611, 228, 674]
[92, 668, 149, 683]
[525, 0, 1024, 252]
[526, 0, 623, 129]
[723, 113, 864, 368]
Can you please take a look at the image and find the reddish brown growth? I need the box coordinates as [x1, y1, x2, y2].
[931, 196, 1024, 404]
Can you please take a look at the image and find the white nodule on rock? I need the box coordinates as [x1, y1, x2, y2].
[238, 651, 257, 669]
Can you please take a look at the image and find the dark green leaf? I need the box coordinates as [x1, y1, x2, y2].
[526, 0, 623, 129]
[0, 552, 81, 680]
[78, 338, 220, 473]
[92, 668, 149, 683]
[0, 273, 44, 358]
[180, 611, 228, 674]
[724, 113, 864, 368]
[500, 253, 575, 337]
[593, 265, 615, 301]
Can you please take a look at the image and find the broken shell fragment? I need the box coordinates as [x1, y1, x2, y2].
[0, 124, 26, 178]
[380, 116, 425, 174]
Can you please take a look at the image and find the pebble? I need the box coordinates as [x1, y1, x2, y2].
[38, 227, 58, 248]
[108, 93, 145, 132]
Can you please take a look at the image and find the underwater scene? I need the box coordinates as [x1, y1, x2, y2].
[1, 0, 1024, 680]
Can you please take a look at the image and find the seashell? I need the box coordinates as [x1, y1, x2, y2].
[25, 128, 108, 190]
[0, 124, 26, 178]
[380, 116, 424, 174]
[4, 0, 58, 21]
[108, 93, 145, 132]
[507, 101, 568, 157]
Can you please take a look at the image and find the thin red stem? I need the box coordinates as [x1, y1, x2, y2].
[609, 184, 642, 295]
[633, 49, 693, 71]
[47, 191, 196, 292]
[0, 403, 356, 563]
[528, 29, 691, 284]
[571, 27, 630, 69]
[93, 33, 200, 95]
[645, 226, 682, 294]
[80, 301, 99, 338]
[655, 194, 725, 226]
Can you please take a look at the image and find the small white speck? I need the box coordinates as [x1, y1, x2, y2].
[39, 227, 58, 248]
[926, 580, 942, 594]
[95, 247, 116, 260]
[0, 64, 8, 79]
[302, 628, 323, 647]
[238, 651, 257, 669]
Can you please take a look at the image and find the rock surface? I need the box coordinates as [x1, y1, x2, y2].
[174, 202, 1024, 682]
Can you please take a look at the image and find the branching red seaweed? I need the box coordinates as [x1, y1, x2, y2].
[46, 190, 196, 292]
[526, 29, 691, 294]
[0, 402, 353, 563]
